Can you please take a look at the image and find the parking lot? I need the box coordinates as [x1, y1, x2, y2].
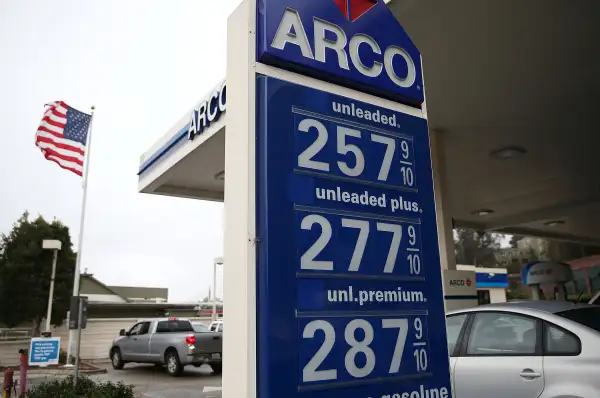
[93, 364, 222, 398]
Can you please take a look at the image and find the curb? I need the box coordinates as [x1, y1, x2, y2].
[80, 368, 108, 376]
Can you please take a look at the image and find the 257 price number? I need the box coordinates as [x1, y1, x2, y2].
[300, 317, 429, 384]
[296, 118, 416, 188]
[299, 212, 422, 276]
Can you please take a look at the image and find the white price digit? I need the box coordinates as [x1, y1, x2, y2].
[337, 126, 365, 177]
[408, 253, 421, 275]
[370, 133, 396, 181]
[302, 320, 337, 382]
[414, 348, 428, 372]
[301, 217, 408, 274]
[341, 218, 369, 272]
[345, 320, 376, 378]
[408, 225, 417, 246]
[400, 167, 414, 187]
[376, 223, 402, 273]
[382, 319, 408, 374]
[298, 119, 329, 172]
[300, 214, 333, 271]
[414, 318, 423, 340]
[401, 140, 410, 159]
[303, 318, 413, 382]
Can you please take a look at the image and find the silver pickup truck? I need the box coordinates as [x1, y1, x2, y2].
[109, 318, 222, 376]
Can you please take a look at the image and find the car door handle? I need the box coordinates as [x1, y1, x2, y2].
[519, 369, 541, 379]
[132, 337, 138, 341]
[212, 336, 221, 340]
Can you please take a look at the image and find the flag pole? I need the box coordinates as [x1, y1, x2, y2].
[66, 105, 96, 365]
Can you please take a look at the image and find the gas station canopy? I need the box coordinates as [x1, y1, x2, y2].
[138, 0, 600, 245]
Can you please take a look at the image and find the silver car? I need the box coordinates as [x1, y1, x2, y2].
[447, 301, 600, 397]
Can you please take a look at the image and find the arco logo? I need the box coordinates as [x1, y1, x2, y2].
[333, 0, 377, 22]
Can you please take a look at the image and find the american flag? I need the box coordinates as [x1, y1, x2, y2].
[34, 101, 92, 177]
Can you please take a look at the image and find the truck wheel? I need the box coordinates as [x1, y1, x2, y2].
[211, 363, 222, 374]
[165, 350, 183, 377]
[111, 348, 125, 370]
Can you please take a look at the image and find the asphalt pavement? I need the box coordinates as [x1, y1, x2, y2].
[93, 364, 222, 398]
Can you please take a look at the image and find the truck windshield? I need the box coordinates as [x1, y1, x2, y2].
[156, 320, 194, 333]
[556, 307, 600, 333]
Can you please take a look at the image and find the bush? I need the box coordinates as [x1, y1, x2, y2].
[26, 376, 135, 398]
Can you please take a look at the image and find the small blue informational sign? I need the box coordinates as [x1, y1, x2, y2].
[256, 0, 424, 106]
[29, 337, 60, 366]
[256, 76, 452, 398]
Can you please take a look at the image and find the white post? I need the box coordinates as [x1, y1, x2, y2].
[44, 249, 58, 333]
[66, 106, 96, 365]
[224, 2, 256, 398]
[212, 260, 218, 322]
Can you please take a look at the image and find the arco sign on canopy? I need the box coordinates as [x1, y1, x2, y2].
[257, 0, 424, 106]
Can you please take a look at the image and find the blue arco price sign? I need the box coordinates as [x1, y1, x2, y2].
[256, 76, 452, 398]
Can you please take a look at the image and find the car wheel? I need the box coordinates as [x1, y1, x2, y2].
[111, 348, 125, 370]
[165, 350, 183, 377]
[211, 363, 222, 374]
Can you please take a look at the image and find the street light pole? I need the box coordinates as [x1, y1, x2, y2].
[45, 249, 58, 332]
[212, 257, 223, 321]
[42, 240, 62, 333]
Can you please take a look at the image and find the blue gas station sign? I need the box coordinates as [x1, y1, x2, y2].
[256, 0, 424, 106]
[255, 1, 451, 397]
[255, 77, 452, 398]
[29, 337, 60, 366]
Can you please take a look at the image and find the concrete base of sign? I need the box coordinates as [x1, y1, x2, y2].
[442, 270, 479, 312]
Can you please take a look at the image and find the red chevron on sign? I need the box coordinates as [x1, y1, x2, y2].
[333, 0, 377, 22]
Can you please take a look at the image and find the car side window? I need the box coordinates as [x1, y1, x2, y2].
[217, 324, 223, 332]
[467, 312, 537, 355]
[544, 322, 580, 355]
[446, 314, 468, 355]
[129, 323, 144, 336]
[138, 322, 151, 336]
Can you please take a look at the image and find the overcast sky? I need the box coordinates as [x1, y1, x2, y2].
[0, 0, 242, 302]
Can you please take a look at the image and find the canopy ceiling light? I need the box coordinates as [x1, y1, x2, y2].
[472, 209, 494, 216]
[490, 146, 527, 160]
[544, 220, 565, 227]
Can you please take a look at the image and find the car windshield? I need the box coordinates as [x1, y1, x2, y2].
[556, 307, 600, 333]
[193, 323, 209, 333]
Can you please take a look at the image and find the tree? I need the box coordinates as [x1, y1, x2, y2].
[509, 234, 525, 249]
[454, 228, 502, 267]
[0, 212, 76, 336]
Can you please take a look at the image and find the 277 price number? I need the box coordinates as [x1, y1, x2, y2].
[299, 213, 422, 276]
[301, 317, 428, 384]
[297, 118, 416, 188]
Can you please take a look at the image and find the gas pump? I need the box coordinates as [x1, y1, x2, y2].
[521, 261, 574, 301]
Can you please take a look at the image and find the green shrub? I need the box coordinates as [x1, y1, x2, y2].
[26, 376, 135, 398]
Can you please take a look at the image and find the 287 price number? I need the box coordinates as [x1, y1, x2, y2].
[296, 118, 415, 188]
[299, 213, 422, 276]
[301, 317, 428, 383]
